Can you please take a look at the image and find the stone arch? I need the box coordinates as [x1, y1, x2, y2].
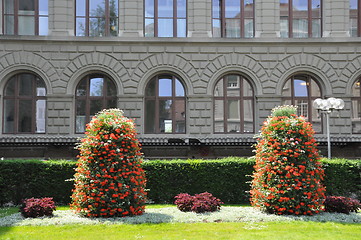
[272, 54, 336, 96]
[62, 52, 130, 95]
[132, 53, 198, 95]
[203, 53, 266, 96]
[0, 51, 56, 94]
[342, 56, 361, 95]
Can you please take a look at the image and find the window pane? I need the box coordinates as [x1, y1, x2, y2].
[225, 19, 241, 38]
[158, 19, 174, 37]
[294, 79, 308, 97]
[90, 78, 104, 96]
[214, 99, 224, 132]
[295, 99, 308, 118]
[106, 79, 116, 96]
[90, 100, 102, 116]
[159, 100, 172, 133]
[243, 80, 253, 97]
[76, 0, 86, 16]
[4, 16, 15, 35]
[244, 19, 254, 38]
[158, 0, 173, 18]
[310, 79, 321, 97]
[110, 0, 118, 15]
[177, 19, 187, 37]
[226, 75, 240, 97]
[145, 0, 155, 17]
[89, 17, 105, 36]
[39, 17, 48, 36]
[244, 0, 254, 18]
[177, 0, 187, 18]
[76, 18, 86, 36]
[18, 100, 32, 133]
[293, 0, 308, 12]
[311, 0, 321, 17]
[36, 99, 46, 133]
[145, 18, 155, 37]
[4, 99, 15, 133]
[227, 100, 240, 132]
[110, 17, 118, 36]
[175, 79, 185, 96]
[146, 79, 156, 96]
[39, 0, 48, 15]
[18, 16, 35, 35]
[5, 79, 15, 96]
[36, 78, 46, 96]
[175, 99, 185, 133]
[19, 0, 35, 12]
[19, 74, 33, 96]
[76, 100, 86, 132]
[213, 0, 221, 18]
[243, 99, 254, 133]
[352, 99, 361, 133]
[225, 0, 241, 18]
[312, 19, 321, 38]
[350, 18, 358, 37]
[145, 100, 156, 133]
[213, 19, 221, 37]
[293, 19, 308, 38]
[90, 0, 105, 17]
[280, 18, 289, 38]
[4, 0, 14, 14]
[282, 80, 292, 96]
[77, 79, 87, 96]
[350, 0, 358, 9]
[353, 81, 361, 97]
[311, 104, 321, 133]
[159, 77, 172, 96]
[214, 79, 224, 96]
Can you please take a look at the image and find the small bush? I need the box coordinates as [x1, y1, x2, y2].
[20, 197, 56, 218]
[174, 193, 194, 212]
[324, 196, 361, 214]
[174, 192, 223, 213]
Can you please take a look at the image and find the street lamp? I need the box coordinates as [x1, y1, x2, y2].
[313, 97, 345, 159]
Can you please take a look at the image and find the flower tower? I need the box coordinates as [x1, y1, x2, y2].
[250, 105, 326, 215]
[71, 109, 147, 218]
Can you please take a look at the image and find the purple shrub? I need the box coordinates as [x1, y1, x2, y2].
[174, 192, 223, 213]
[324, 196, 361, 214]
[20, 197, 56, 218]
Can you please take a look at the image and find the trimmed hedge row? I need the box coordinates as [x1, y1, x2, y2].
[0, 158, 359, 205]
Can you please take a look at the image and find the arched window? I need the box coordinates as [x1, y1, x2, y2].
[212, 0, 254, 38]
[280, 0, 322, 38]
[3, 73, 46, 133]
[144, 0, 187, 37]
[75, 74, 117, 133]
[145, 74, 186, 133]
[352, 78, 361, 133]
[214, 74, 254, 133]
[2, 0, 48, 35]
[75, 0, 118, 36]
[282, 74, 322, 132]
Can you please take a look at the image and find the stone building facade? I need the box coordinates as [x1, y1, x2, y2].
[0, 0, 361, 158]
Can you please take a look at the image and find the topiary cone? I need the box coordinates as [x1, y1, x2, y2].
[71, 109, 147, 218]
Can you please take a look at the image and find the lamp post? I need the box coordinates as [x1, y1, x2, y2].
[313, 97, 345, 159]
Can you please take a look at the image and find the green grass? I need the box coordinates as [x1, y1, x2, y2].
[0, 222, 360, 240]
[0, 207, 18, 218]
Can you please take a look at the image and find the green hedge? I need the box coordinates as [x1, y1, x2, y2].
[0, 158, 359, 205]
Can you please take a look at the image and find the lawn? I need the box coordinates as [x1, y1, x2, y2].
[0, 205, 360, 240]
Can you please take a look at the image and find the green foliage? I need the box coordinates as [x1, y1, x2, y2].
[0, 158, 359, 205]
[251, 107, 326, 215]
[271, 105, 298, 117]
[71, 109, 146, 218]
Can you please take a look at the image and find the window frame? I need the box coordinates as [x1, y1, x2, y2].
[74, 0, 118, 37]
[350, 0, 361, 37]
[75, 74, 117, 133]
[144, 0, 187, 37]
[2, 0, 48, 35]
[212, 0, 255, 38]
[213, 74, 255, 134]
[2, 73, 47, 134]
[144, 74, 186, 134]
[280, 0, 322, 38]
[351, 77, 361, 133]
[281, 74, 322, 132]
